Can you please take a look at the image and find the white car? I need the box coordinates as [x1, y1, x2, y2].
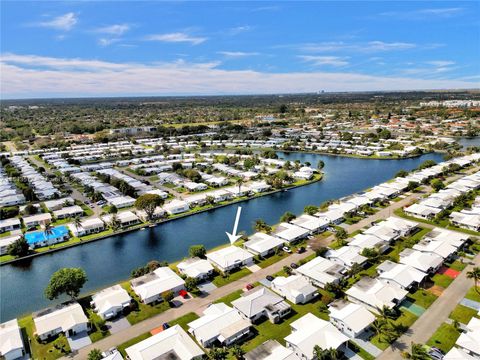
[283, 246, 292, 253]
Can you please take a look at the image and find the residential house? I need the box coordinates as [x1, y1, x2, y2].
[0, 319, 25, 360]
[68, 217, 105, 237]
[0, 218, 21, 233]
[177, 258, 214, 281]
[376, 260, 427, 290]
[272, 223, 310, 243]
[243, 232, 284, 257]
[290, 214, 329, 234]
[33, 302, 89, 341]
[345, 277, 408, 314]
[126, 325, 204, 360]
[245, 340, 300, 360]
[285, 313, 349, 360]
[232, 286, 291, 323]
[325, 247, 368, 269]
[91, 285, 132, 320]
[163, 200, 190, 215]
[295, 256, 346, 288]
[187, 303, 251, 347]
[271, 275, 317, 304]
[22, 213, 52, 229]
[399, 248, 444, 274]
[130, 267, 185, 304]
[206, 246, 254, 273]
[455, 317, 480, 358]
[328, 300, 376, 338]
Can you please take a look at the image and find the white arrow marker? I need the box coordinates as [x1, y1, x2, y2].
[226, 206, 242, 245]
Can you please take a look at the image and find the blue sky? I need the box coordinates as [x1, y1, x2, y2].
[1, 1, 479, 98]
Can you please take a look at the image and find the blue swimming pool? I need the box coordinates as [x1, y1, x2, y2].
[24, 225, 69, 245]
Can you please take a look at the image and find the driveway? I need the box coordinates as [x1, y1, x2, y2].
[67, 331, 92, 351]
[106, 316, 131, 334]
[197, 281, 217, 294]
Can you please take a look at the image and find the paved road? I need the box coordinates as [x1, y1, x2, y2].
[377, 252, 480, 360]
[71, 190, 426, 359]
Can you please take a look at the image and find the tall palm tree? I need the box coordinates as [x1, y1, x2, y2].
[370, 319, 387, 342]
[43, 222, 53, 238]
[236, 178, 244, 195]
[313, 345, 339, 360]
[109, 214, 121, 231]
[404, 343, 430, 360]
[73, 216, 82, 230]
[230, 345, 245, 360]
[467, 267, 480, 294]
[376, 305, 396, 321]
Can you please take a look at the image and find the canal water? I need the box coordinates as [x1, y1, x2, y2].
[0, 152, 444, 321]
[457, 136, 480, 149]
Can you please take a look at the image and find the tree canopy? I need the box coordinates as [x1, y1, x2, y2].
[45, 268, 87, 300]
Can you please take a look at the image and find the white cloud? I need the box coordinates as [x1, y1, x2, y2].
[380, 7, 464, 19]
[228, 26, 252, 35]
[145, 32, 207, 45]
[98, 38, 122, 47]
[94, 24, 130, 36]
[301, 41, 416, 53]
[218, 51, 259, 58]
[36, 12, 77, 31]
[1, 53, 477, 99]
[426, 60, 455, 67]
[299, 55, 349, 67]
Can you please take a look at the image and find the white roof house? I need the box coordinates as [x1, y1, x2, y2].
[381, 217, 419, 236]
[456, 317, 480, 357]
[413, 237, 458, 260]
[206, 246, 254, 273]
[272, 222, 310, 243]
[68, 217, 105, 237]
[404, 203, 441, 219]
[126, 324, 204, 360]
[91, 284, 132, 320]
[33, 302, 89, 341]
[285, 313, 349, 360]
[290, 214, 329, 233]
[271, 275, 318, 304]
[232, 286, 291, 323]
[102, 211, 140, 227]
[0, 319, 25, 360]
[0, 218, 21, 233]
[328, 300, 376, 338]
[348, 233, 390, 253]
[363, 224, 399, 242]
[177, 257, 214, 280]
[187, 303, 251, 347]
[376, 260, 427, 290]
[52, 205, 83, 219]
[316, 209, 344, 224]
[163, 199, 190, 215]
[0, 235, 21, 256]
[130, 267, 185, 304]
[399, 248, 444, 274]
[325, 246, 368, 269]
[22, 213, 52, 227]
[426, 228, 470, 249]
[245, 340, 300, 360]
[243, 232, 284, 257]
[295, 256, 345, 287]
[346, 277, 408, 313]
[450, 211, 480, 231]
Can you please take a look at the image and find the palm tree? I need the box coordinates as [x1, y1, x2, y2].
[313, 345, 339, 360]
[43, 222, 53, 238]
[467, 267, 480, 294]
[403, 343, 430, 360]
[73, 216, 82, 229]
[230, 345, 245, 360]
[370, 319, 387, 341]
[376, 305, 396, 321]
[236, 178, 244, 195]
[109, 214, 121, 231]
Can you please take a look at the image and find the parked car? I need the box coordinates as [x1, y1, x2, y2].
[162, 322, 170, 330]
[283, 246, 292, 253]
[297, 246, 306, 254]
[245, 283, 254, 290]
[266, 275, 274, 281]
[290, 263, 298, 269]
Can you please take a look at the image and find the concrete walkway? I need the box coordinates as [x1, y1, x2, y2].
[377, 252, 480, 360]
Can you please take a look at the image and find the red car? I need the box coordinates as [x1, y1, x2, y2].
[245, 283, 254, 290]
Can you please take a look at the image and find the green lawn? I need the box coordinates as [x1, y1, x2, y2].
[432, 274, 454, 289]
[446, 260, 467, 272]
[464, 286, 480, 302]
[256, 251, 288, 269]
[0, 253, 15, 262]
[427, 323, 460, 353]
[407, 289, 438, 309]
[214, 289, 243, 306]
[449, 304, 478, 324]
[121, 282, 171, 325]
[349, 341, 375, 360]
[18, 316, 71, 360]
[212, 267, 252, 287]
[169, 312, 199, 330]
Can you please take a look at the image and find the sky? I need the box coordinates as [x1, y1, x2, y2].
[1, 1, 479, 99]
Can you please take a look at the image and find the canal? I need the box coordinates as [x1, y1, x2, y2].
[0, 151, 444, 321]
